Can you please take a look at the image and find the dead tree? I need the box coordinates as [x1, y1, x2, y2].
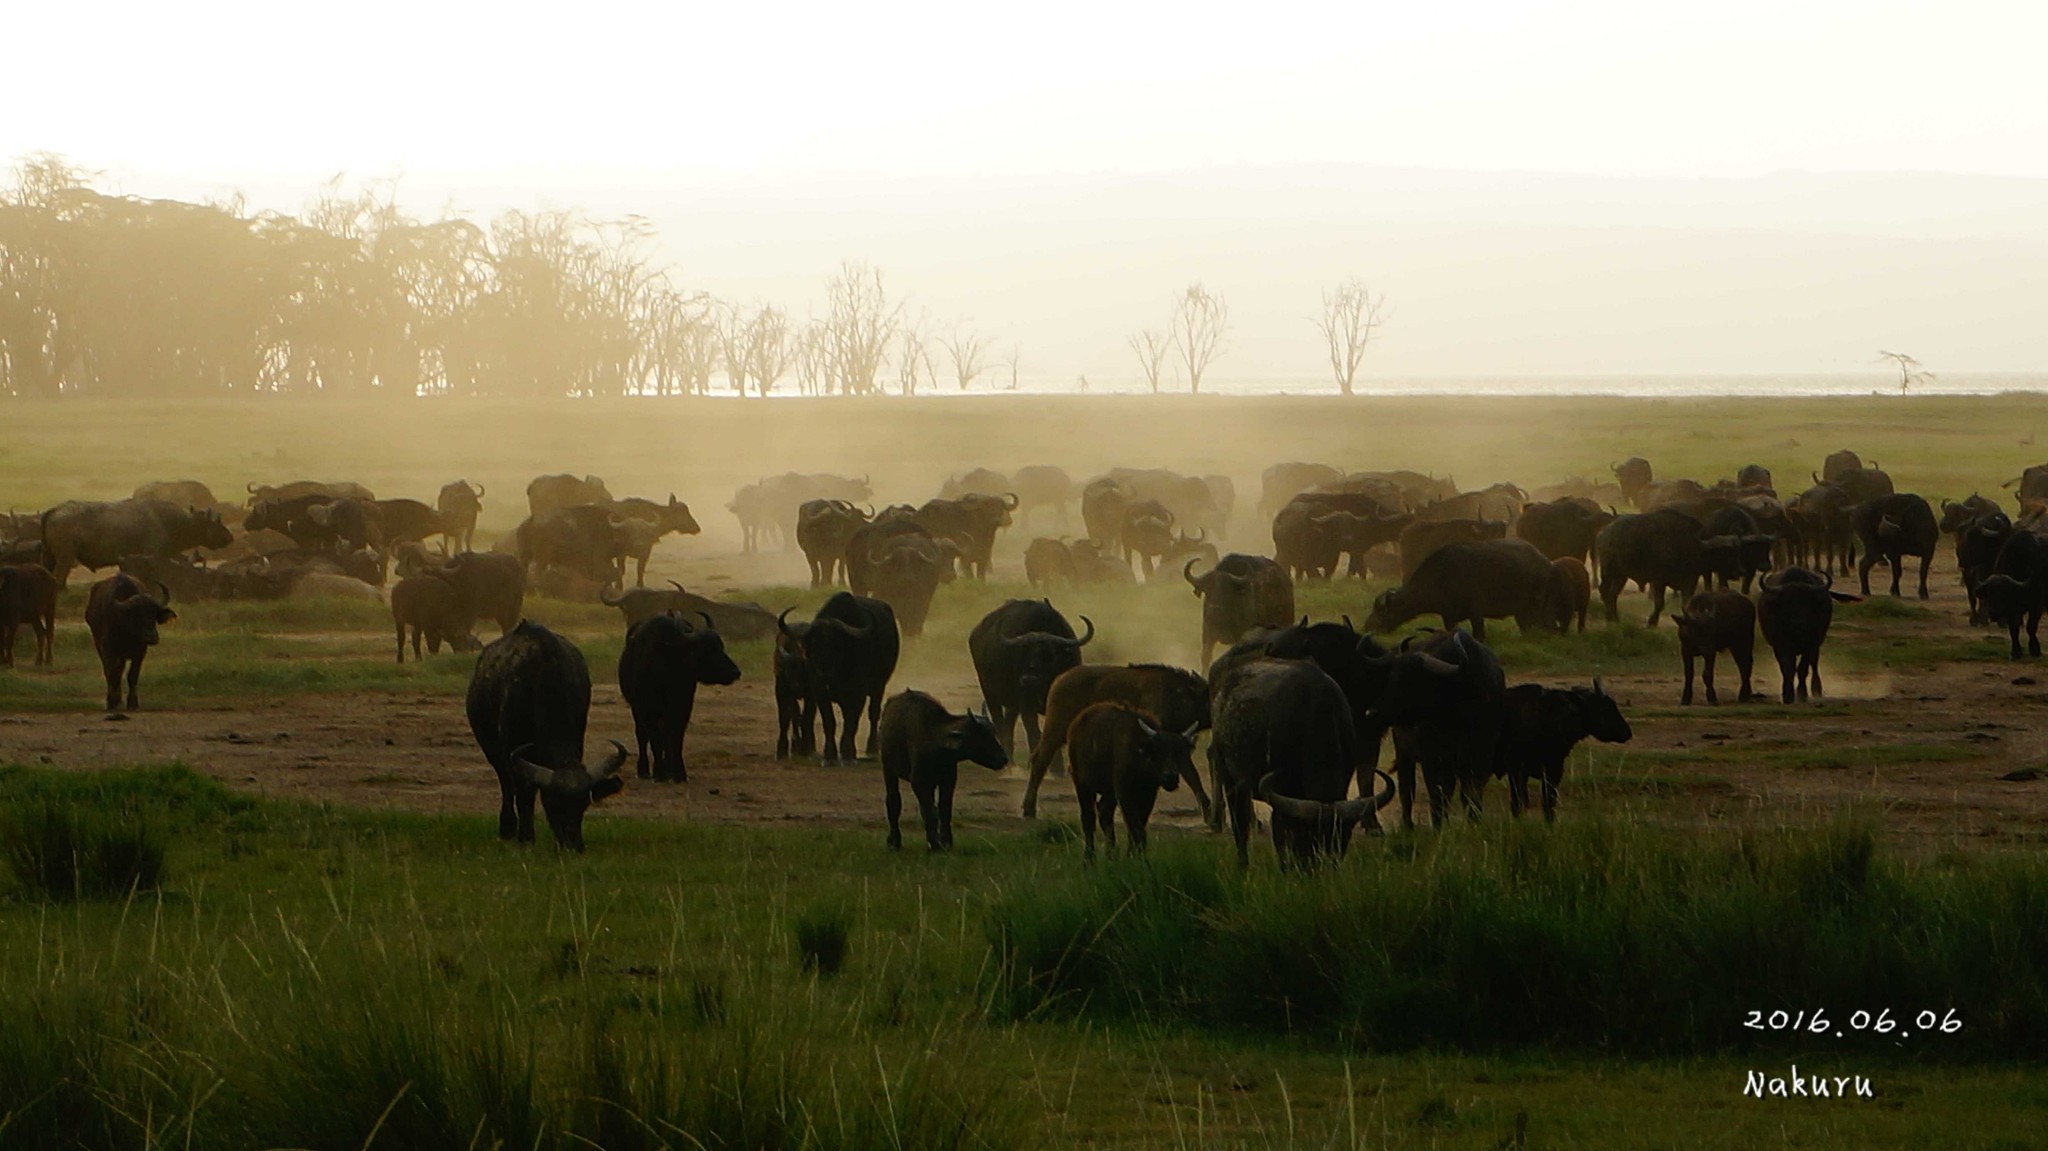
[938, 325, 992, 391]
[1170, 283, 1227, 395]
[1128, 329, 1171, 393]
[1315, 279, 1388, 397]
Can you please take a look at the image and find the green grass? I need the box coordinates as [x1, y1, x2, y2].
[1, 767, 2045, 1148]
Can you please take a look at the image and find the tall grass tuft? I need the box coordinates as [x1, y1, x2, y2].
[1, 799, 166, 901]
[795, 903, 851, 976]
[985, 814, 2048, 1055]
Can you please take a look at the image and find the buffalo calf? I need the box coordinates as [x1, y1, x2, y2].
[0, 563, 58, 668]
[878, 690, 1007, 851]
[1672, 590, 1757, 705]
[1066, 702, 1196, 858]
[84, 573, 176, 712]
[390, 575, 479, 663]
[1552, 556, 1590, 633]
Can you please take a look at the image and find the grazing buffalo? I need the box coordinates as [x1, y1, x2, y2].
[0, 564, 58, 667]
[913, 494, 1013, 581]
[84, 573, 177, 712]
[1209, 656, 1396, 866]
[1012, 465, 1077, 528]
[40, 500, 234, 584]
[1272, 500, 1392, 581]
[1611, 457, 1654, 507]
[1066, 702, 1196, 858]
[1023, 663, 1211, 819]
[1186, 554, 1294, 664]
[1952, 506, 2014, 624]
[1258, 462, 1344, 524]
[1852, 493, 1937, 599]
[435, 551, 527, 637]
[786, 593, 900, 763]
[246, 480, 375, 507]
[1672, 590, 1757, 705]
[1758, 567, 1855, 697]
[437, 480, 486, 552]
[1023, 537, 1077, 587]
[1492, 680, 1632, 821]
[1364, 538, 1564, 641]
[607, 494, 702, 586]
[969, 599, 1095, 756]
[1378, 629, 1507, 828]
[878, 691, 1007, 851]
[1397, 517, 1507, 580]
[371, 499, 448, 549]
[1553, 557, 1591, 632]
[1160, 529, 1219, 577]
[517, 505, 636, 586]
[1119, 498, 1177, 578]
[1280, 491, 1411, 577]
[1080, 477, 1131, 548]
[797, 500, 872, 587]
[618, 612, 742, 782]
[466, 622, 626, 852]
[1413, 483, 1528, 527]
[526, 473, 612, 519]
[390, 575, 480, 663]
[597, 580, 775, 638]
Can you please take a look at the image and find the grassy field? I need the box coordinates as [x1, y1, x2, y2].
[5, 393, 2048, 1148]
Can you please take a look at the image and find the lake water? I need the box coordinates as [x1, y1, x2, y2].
[984, 373, 2048, 399]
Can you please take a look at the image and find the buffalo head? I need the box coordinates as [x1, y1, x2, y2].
[511, 739, 627, 853]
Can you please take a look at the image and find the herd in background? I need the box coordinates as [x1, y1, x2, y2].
[3, 443, 2046, 865]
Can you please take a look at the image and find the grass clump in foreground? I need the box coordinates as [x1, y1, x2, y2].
[986, 817, 2048, 1056]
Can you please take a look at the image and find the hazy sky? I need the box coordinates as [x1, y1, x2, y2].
[12, 0, 2047, 183]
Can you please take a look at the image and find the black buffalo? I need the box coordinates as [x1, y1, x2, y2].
[797, 499, 872, 587]
[1594, 509, 1744, 627]
[526, 473, 612, 519]
[1209, 656, 1396, 867]
[390, 574, 480, 663]
[912, 494, 1013, 581]
[1272, 500, 1400, 581]
[437, 480, 486, 552]
[1012, 465, 1077, 529]
[466, 621, 626, 852]
[434, 551, 527, 637]
[1514, 498, 1615, 574]
[517, 505, 636, 585]
[1491, 680, 1632, 821]
[1185, 554, 1294, 664]
[1672, 590, 1758, 705]
[607, 494, 703, 587]
[1080, 477, 1131, 548]
[1066, 702, 1197, 858]
[865, 531, 956, 637]
[1376, 629, 1507, 828]
[878, 690, 1007, 851]
[0, 564, 58, 667]
[1852, 493, 1937, 598]
[619, 611, 742, 782]
[968, 599, 1094, 756]
[1611, 457, 1654, 506]
[1980, 532, 2048, 659]
[1758, 567, 1856, 697]
[783, 592, 901, 763]
[83, 573, 177, 712]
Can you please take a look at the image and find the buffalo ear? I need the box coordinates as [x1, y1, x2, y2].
[591, 776, 625, 802]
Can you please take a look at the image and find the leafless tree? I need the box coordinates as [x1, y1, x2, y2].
[1004, 345, 1021, 391]
[792, 320, 831, 396]
[1877, 349, 1934, 394]
[938, 324, 993, 391]
[742, 304, 793, 397]
[821, 260, 901, 395]
[714, 299, 749, 395]
[1128, 329, 1171, 393]
[1170, 283, 1228, 394]
[896, 314, 934, 396]
[1315, 279, 1389, 396]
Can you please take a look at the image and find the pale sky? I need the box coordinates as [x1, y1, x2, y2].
[10, 0, 2047, 184]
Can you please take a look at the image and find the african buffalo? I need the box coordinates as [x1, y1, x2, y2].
[1554, 557, 1590, 633]
[618, 611, 742, 783]
[1012, 465, 1077, 529]
[1758, 567, 1856, 697]
[390, 575, 480, 663]
[1024, 538, 1076, 587]
[1492, 680, 1632, 821]
[517, 505, 635, 585]
[1611, 457, 1654, 507]
[0, 564, 57, 667]
[1397, 517, 1508, 580]
[437, 480, 486, 552]
[913, 494, 1013, 581]
[1673, 590, 1757, 705]
[1209, 656, 1396, 866]
[1364, 538, 1564, 641]
[878, 690, 1007, 851]
[41, 500, 234, 585]
[1820, 450, 1864, 483]
[1272, 501, 1395, 581]
[939, 467, 1011, 501]
[787, 593, 901, 763]
[1186, 554, 1294, 664]
[866, 531, 954, 637]
[1119, 498, 1177, 578]
[1378, 629, 1506, 828]
[1023, 663, 1211, 820]
[527, 473, 612, 519]
[774, 617, 816, 759]
[1852, 493, 1937, 598]
[1067, 702, 1197, 858]
[466, 622, 627, 852]
[1258, 462, 1344, 524]
[1594, 509, 1739, 627]
[607, 495, 702, 586]
[969, 599, 1094, 756]
[797, 499, 872, 587]
[435, 551, 527, 637]
[84, 573, 176, 712]
[1514, 498, 1615, 574]
[1080, 477, 1130, 548]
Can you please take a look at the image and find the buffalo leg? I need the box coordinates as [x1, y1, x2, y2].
[1917, 554, 1931, 600]
[2008, 617, 2026, 661]
[497, 779, 521, 840]
[885, 770, 906, 849]
[913, 778, 943, 851]
[1680, 649, 1697, 706]
[1645, 583, 1668, 628]
[863, 693, 882, 758]
[1701, 649, 1719, 705]
[1178, 756, 1214, 828]
[1095, 793, 1117, 855]
[1121, 784, 1155, 855]
[1888, 555, 1904, 597]
[1777, 652, 1797, 704]
[1459, 768, 1484, 821]
[668, 697, 695, 782]
[1226, 786, 1255, 867]
[1540, 762, 1563, 822]
[1075, 785, 1098, 858]
[994, 704, 1020, 756]
[1394, 746, 1420, 830]
[394, 622, 406, 664]
[1507, 769, 1529, 817]
[514, 786, 538, 843]
[125, 651, 146, 710]
[633, 712, 653, 779]
[0, 622, 13, 667]
[1734, 642, 1756, 703]
[1020, 709, 1042, 758]
[1203, 745, 1227, 832]
[816, 699, 841, 764]
[101, 654, 123, 712]
[1858, 552, 1877, 597]
[1806, 650, 1824, 698]
[938, 773, 959, 849]
[2030, 609, 2045, 658]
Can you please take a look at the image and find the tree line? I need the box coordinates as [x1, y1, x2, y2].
[0, 154, 1384, 399]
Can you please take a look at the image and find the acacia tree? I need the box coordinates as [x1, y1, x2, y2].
[1170, 283, 1227, 394]
[1877, 349, 1934, 394]
[821, 261, 900, 396]
[741, 304, 793, 397]
[1315, 279, 1388, 396]
[938, 324, 992, 391]
[1127, 328, 1171, 393]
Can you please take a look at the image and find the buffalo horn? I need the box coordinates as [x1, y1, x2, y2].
[472, 481, 485, 497]
[1183, 557, 1208, 587]
[1416, 653, 1460, 677]
[668, 579, 687, 594]
[600, 585, 624, 606]
[595, 741, 628, 779]
[698, 611, 717, 632]
[1002, 491, 1020, 510]
[777, 606, 798, 636]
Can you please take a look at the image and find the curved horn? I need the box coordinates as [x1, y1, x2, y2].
[1366, 768, 1397, 812]
[669, 579, 687, 593]
[247, 481, 259, 494]
[511, 744, 557, 789]
[472, 481, 485, 498]
[157, 581, 172, 606]
[1593, 675, 1606, 696]
[1067, 615, 1096, 647]
[1189, 527, 1206, 543]
[777, 606, 798, 636]
[1183, 556, 1208, 587]
[1181, 721, 1201, 739]
[594, 740, 628, 779]
[1257, 773, 1337, 823]
[1416, 654, 1460, 677]
[698, 611, 717, 631]
[1002, 492, 1020, 510]
[600, 585, 624, 606]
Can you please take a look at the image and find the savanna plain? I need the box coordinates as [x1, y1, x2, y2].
[2, 393, 2047, 1150]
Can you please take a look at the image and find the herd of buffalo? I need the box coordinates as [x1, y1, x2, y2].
[2, 448, 2044, 863]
